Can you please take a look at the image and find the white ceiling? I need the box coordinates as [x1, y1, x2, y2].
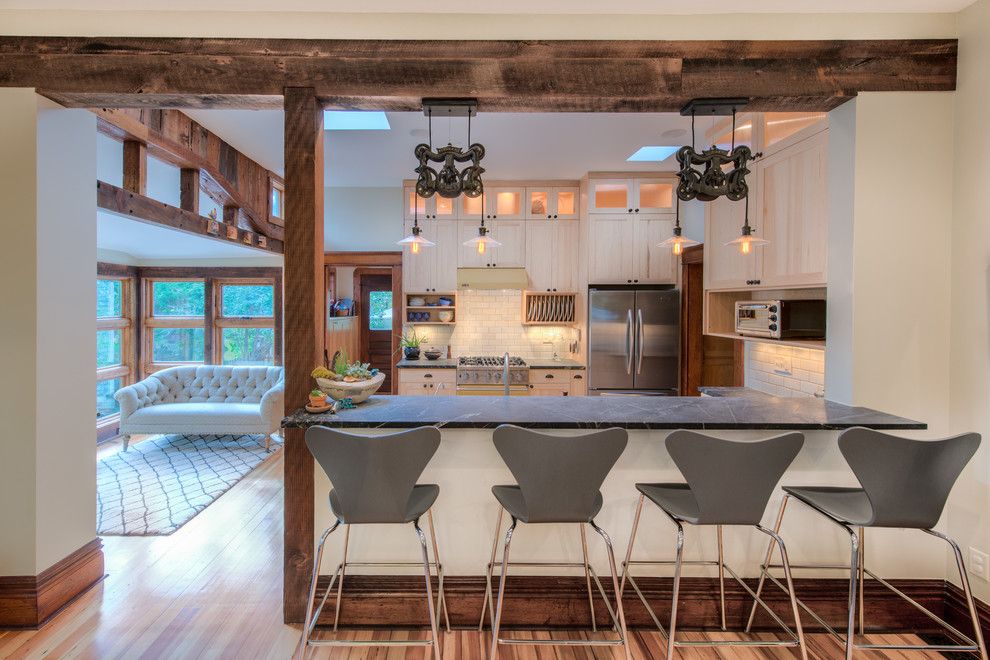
[185, 110, 709, 187]
[0, 0, 974, 11]
[97, 210, 277, 260]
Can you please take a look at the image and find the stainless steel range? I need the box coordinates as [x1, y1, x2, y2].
[456, 355, 530, 395]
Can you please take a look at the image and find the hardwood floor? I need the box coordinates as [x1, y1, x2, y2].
[0, 445, 944, 659]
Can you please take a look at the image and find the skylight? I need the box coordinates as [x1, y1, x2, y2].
[626, 146, 679, 162]
[323, 111, 391, 131]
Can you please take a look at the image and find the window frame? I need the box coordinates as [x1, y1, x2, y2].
[269, 176, 285, 227]
[215, 278, 277, 366]
[96, 273, 135, 431]
[143, 277, 208, 372]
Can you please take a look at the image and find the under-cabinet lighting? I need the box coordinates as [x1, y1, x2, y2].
[627, 146, 679, 162]
[323, 111, 391, 131]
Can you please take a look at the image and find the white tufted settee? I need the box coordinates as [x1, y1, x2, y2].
[114, 365, 284, 451]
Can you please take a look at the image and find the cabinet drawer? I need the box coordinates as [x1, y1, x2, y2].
[399, 369, 457, 385]
[530, 369, 579, 383]
[528, 384, 570, 396]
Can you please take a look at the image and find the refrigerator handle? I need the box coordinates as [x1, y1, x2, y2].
[636, 308, 644, 375]
[625, 308, 633, 375]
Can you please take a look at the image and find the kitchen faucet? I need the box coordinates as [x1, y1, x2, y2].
[503, 351, 510, 396]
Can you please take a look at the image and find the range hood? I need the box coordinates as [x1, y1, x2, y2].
[456, 268, 529, 290]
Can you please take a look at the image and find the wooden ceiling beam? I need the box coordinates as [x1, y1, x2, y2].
[0, 37, 955, 113]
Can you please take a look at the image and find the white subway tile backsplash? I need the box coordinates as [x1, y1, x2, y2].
[745, 342, 825, 398]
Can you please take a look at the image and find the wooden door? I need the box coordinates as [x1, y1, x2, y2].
[588, 215, 635, 284]
[525, 220, 555, 291]
[679, 245, 742, 395]
[553, 187, 580, 220]
[635, 214, 677, 284]
[357, 272, 395, 393]
[553, 219, 581, 291]
[758, 130, 828, 287]
[704, 194, 763, 289]
[491, 219, 527, 267]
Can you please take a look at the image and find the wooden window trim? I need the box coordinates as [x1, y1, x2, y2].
[214, 278, 279, 366]
[143, 277, 208, 373]
[269, 176, 285, 228]
[97, 273, 136, 433]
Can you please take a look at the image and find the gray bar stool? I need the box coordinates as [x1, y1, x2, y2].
[620, 430, 808, 660]
[296, 426, 448, 660]
[748, 426, 987, 660]
[480, 424, 631, 660]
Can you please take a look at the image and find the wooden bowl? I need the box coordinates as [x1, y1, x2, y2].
[315, 372, 386, 404]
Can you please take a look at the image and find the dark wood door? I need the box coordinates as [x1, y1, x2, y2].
[679, 245, 743, 395]
[358, 273, 394, 394]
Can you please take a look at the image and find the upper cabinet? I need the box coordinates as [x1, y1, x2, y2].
[526, 186, 580, 220]
[587, 213, 677, 285]
[457, 219, 527, 269]
[455, 187, 526, 221]
[526, 217, 580, 292]
[402, 218, 459, 292]
[588, 177, 675, 214]
[703, 122, 828, 290]
[403, 185, 458, 221]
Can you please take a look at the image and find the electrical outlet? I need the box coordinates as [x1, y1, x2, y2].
[969, 547, 989, 581]
[772, 354, 792, 375]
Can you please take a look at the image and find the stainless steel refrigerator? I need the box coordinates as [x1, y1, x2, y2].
[588, 285, 680, 396]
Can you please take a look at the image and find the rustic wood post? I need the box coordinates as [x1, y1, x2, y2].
[122, 139, 147, 195]
[179, 168, 200, 214]
[282, 87, 324, 623]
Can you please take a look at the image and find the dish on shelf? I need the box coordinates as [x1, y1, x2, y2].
[439, 297, 453, 306]
[409, 297, 426, 307]
[438, 310, 454, 323]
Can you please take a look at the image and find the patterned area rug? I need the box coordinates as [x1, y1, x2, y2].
[97, 433, 282, 536]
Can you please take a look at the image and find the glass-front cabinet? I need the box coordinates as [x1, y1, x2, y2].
[634, 179, 675, 213]
[526, 186, 579, 220]
[589, 177, 676, 214]
[403, 185, 457, 220]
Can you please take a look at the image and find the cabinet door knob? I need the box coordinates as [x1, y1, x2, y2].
[635, 208, 639, 213]
[553, 214, 558, 219]
[493, 215, 497, 219]
[547, 214, 552, 219]
[627, 209, 633, 213]
[627, 279, 632, 283]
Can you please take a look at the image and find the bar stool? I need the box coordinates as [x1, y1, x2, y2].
[748, 427, 988, 660]
[296, 426, 449, 660]
[620, 430, 808, 660]
[480, 424, 631, 660]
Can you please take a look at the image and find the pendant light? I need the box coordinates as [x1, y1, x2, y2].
[462, 193, 501, 256]
[397, 196, 435, 254]
[658, 197, 699, 256]
[724, 194, 768, 255]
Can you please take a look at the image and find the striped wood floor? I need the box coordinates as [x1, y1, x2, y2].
[0, 439, 945, 659]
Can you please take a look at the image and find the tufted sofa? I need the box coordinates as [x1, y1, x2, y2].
[114, 365, 284, 451]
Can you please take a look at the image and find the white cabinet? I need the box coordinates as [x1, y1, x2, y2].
[588, 178, 675, 214]
[402, 219, 458, 293]
[525, 218, 580, 292]
[528, 369, 587, 396]
[703, 129, 828, 290]
[398, 368, 457, 396]
[403, 185, 458, 221]
[457, 219, 526, 268]
[526, 187, 580, 220]
[588, 214, 676, 285]
[757, 130, 828, 288]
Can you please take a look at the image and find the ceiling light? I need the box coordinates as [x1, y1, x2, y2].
[323, 111, 391, 131]
[658, 198, 700, 256]
[627, 146, 680, 162]
[724, 197, 768, 255]
[463, 224, 501, 256]
[415, 99, 485, 199]
[397, 223, 435, 255]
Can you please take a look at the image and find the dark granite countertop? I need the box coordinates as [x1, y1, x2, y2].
[526, 359, 586, 370]
[283, 394, 925, 431]
[396, 358, 457, 369]
[698, 386, 769, 398]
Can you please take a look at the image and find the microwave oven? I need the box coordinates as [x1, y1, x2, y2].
[735, 299, 826, 340]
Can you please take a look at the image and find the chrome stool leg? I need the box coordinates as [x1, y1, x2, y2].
[296, 520, 340, 660]
[620, 493, 645, 598]
[666, 519, 685, 660]
[927, 529, 989, 660]
[427, 509, 451, 632]
[489, 517, 517, 660]
[717, 524, 727, 631]
[590, 520, 632, 660]
[332, 524, 350, 631]
[746, 494, 789, 632]
[579, 523, 598, 632]
[414, 518, 443, 660]
[858, 526, 866, 636]
[755, 524, 808, 660]
[479, 506, 504, 630]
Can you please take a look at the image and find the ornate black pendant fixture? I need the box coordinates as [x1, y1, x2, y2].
[414, 99, 486, 200]
[675, 98, 753, 203]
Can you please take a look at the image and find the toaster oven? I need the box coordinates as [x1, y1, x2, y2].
[735, 299, 826, 340]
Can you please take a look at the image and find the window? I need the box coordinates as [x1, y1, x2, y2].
[97, 275, 134, 430]
[216, 281, 276, 366]
[270, 179, 285, 226]
[145, 279, 206, 370]
[368, 290, 392, 331]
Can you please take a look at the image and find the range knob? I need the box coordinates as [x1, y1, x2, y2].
[769, 305, 778, 313]
[769, 314, 778, 322]
[769, 323, 778, 332]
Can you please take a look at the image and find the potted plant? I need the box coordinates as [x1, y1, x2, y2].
[312, 352, 386, 404]
[400, 327, 425, 360]
[308, 388, 327, 407]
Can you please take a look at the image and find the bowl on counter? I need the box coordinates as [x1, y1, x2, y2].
[424, 349, 442, 360]
[315, 372, 386, 404]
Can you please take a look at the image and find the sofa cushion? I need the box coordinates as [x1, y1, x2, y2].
[127, 402, 265, 430]
[140, 366, 282, 405]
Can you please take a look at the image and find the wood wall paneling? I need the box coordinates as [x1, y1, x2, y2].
[282, 87, 323, 624]
[0, 38, 956, 112]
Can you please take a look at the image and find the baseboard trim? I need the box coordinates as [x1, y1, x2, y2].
[0, 539, 105, 628]
[312, 574, 990, 636]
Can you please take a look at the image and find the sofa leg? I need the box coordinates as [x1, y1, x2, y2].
[265, 434, 272, 452]
[122, 434, 130, 451]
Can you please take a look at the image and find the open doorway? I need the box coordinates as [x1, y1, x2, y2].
[355, 269, 395, 393]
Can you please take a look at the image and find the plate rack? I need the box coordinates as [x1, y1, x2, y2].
[522, 291, 577, 325]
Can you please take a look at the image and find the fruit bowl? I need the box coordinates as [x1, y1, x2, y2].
[315, 372, 386, 403]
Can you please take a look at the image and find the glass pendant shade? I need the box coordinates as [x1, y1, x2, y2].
[725, 231, 769, 255]
[463, 226, 501, 255]
[659, 230, 700, 257]
[397, 225, 435, 254]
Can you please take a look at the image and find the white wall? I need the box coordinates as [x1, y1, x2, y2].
[324, 187, 402, 252]
[949, 0, 990, 602]
[0, 90, 96, 575]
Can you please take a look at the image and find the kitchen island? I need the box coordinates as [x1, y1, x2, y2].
[283, 394, 942, 629]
